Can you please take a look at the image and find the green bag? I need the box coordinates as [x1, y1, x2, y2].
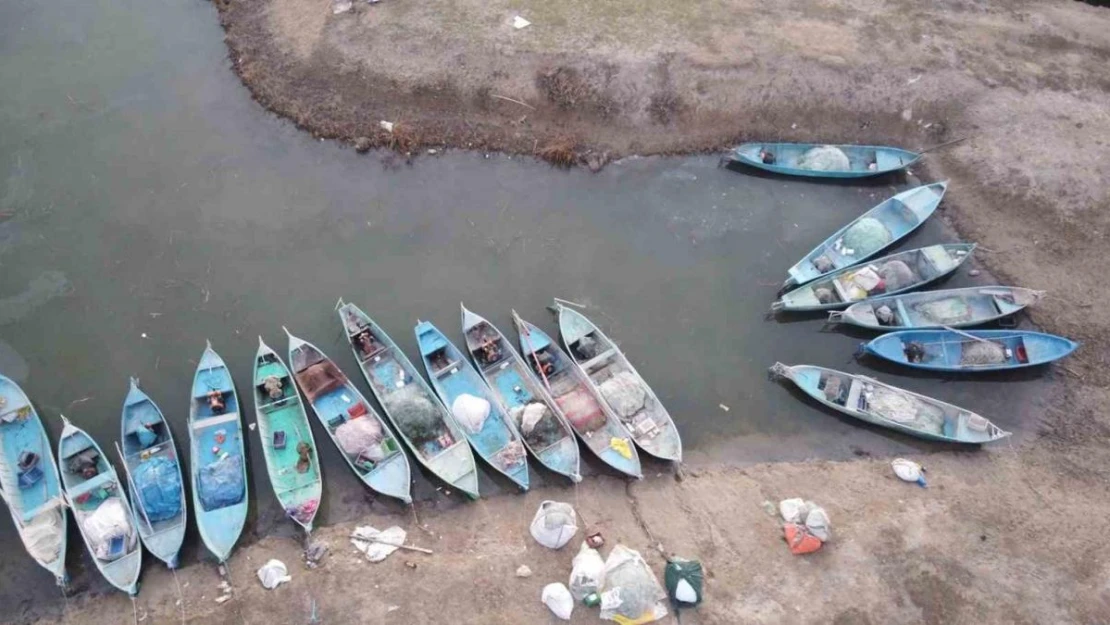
[664, 558, 703, 607]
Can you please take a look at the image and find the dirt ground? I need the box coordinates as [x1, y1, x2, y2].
[28, 1, 1110, 623]
[37, 445, 1110, 624]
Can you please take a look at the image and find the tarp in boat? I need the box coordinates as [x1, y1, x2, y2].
[82, 497, 136, 561]
[132, 456, 182, 522]
[198, 453, 245, 511]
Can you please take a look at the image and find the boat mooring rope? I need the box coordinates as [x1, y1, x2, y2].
[171, 567, 186, 625]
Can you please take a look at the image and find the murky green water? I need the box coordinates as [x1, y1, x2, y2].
[0, 0, 1053, 619]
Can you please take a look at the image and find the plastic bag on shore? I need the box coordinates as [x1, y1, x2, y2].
[599, 545, 668, 623]
[569, 542, 605, 599]
[257, 559, 291, 589]
[542, 583, 574, 620]
[530, 501, 578, 549]
[664, 558, 704, 606]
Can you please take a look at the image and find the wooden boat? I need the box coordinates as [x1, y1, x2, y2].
[828, 286, 1044, 330]
[512, 312, 643, 479]
[415, 320, 530, 490]
[118, 378, 186, 568]
[57, 416, 142, 594]
[252, 339, 323, 532]
[286, 329, 412, 504]
[769, 362, 1010, 444]
[556, 303, 683, 462]
[730, 142, 921, 178]
[863, 329, 1078, 372]
[337, 301, 479, 499]
[773, 243, 974, 312]
[461, 305, 581, 482]
[188, 341, 248, 563]
[783, 182, 948, 288]
[0, 374, 67, 586]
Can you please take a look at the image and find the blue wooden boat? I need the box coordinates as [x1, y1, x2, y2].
[253, 339, 323, 533]
[119, 378, 186, 568]
[769, 363, 1010, 444]
[286, 329, 412, 504]
[461, 305, 581, 483]
[730, 142, 921, 178]
[0, 374, 67, 586]
[829, 286, 1044, 330]
[773, 244, 974, 312]
[863, 329, 1078, 372]
[415, 320, 530, 490]
[57, 416, 142, 595]
[556, 304, 683, 463]
[338, 301, 479, 499]
[512, 312, 643, 479]
[783, 182, 948, 289]
[188, 341, 248, 563]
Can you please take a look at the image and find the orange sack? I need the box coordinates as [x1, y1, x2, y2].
[783, 523, 823, 555]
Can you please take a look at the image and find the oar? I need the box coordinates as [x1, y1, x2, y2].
[514, 311, 552, 392]
[941, 325, 993, 344]
[348, 532, 433, 554]
[918, 135, 972, 155]
[115, 442, 155, 535]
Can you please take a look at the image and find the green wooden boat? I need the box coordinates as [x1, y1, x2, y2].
[253, 338, 323, 533]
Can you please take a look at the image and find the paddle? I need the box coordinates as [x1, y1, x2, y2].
[515, 311, 552, 393]
[115, 442, 155, 535]
[918, 136, 972, 155]
[941, 325, 993, 344]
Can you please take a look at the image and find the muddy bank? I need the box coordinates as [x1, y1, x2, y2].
[35, 445, 1110, 625]
[217, 0, 1110, 164]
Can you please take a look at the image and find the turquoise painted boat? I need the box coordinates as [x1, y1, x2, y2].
[512, 312, 642, 479]
[769, 362, 1010, 444]
[829, 286, 1044, 330]
[773, 243, 975, 312]
[863, 329, 1078, 372]
[286, 329, 412, 504]
[253, 339, 323, 533]
[461, 305, 581, 483]
[415, 320, 530, 490]
[57, 416, 142, 595]
[337, 301, 479, 499]
[0, 374, 67, 586]
[783, 182, 948, 289]
[119, 378, 186, 569]
[188, 342, 248, 563]
[729, 142, 921, 178]
[556, 304, 682, 463]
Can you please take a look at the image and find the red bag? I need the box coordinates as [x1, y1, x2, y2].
[783, 523, 823, 555]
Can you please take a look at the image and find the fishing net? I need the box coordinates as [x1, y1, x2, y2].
[554, 387, 607, 432]
[879, 260, 916, 290]
[913, 297, 972, 324]
[841, 218, 892, 257]
[864, 387, 945, 434]
[383, 384, 445, 445]
[796, 146, 850, 171]
[598, 372, 647, 419]
[512, 402, 563, 449]
[23, 507, 64, 563]
[961, 341, 1007, 365]
[600, 545, 669, 622]
[452, 394, 491, 434]
[335, 417, 384, 457]
[132, 456, 182, 522]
